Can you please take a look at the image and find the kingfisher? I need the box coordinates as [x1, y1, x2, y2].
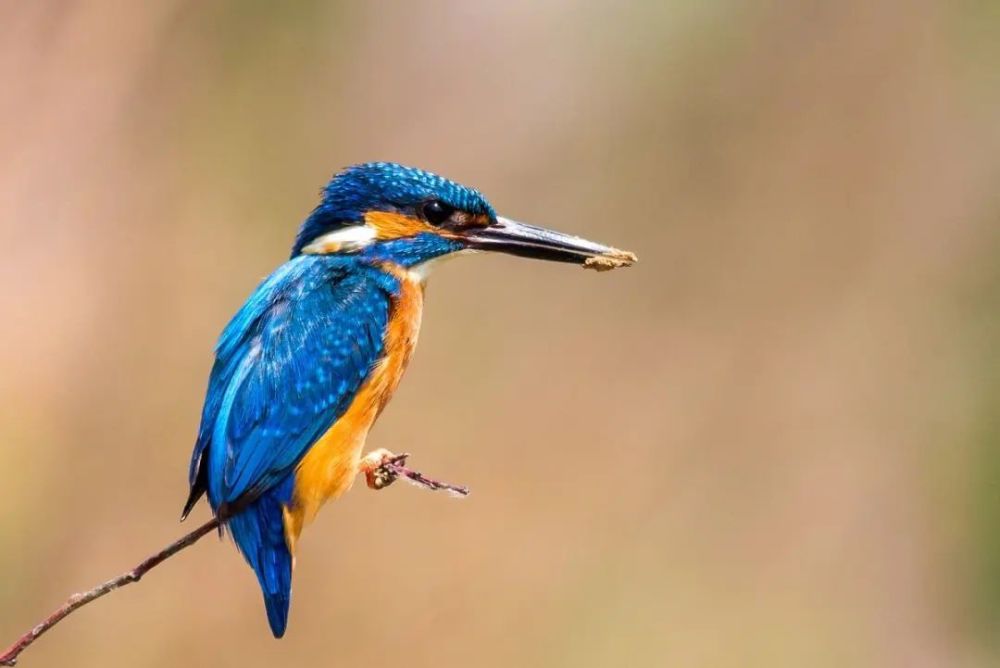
[180, 162, 635, 637]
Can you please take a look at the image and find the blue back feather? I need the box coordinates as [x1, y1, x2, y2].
[187, 254, 398, 636]
[189, 254, 398, 509]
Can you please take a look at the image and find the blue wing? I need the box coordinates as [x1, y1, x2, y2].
[184, 254, 398, 516]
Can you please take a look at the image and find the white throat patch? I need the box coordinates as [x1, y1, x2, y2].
[301, 225, 377, 254]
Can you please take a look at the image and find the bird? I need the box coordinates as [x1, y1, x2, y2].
[180, 162, 636, 637]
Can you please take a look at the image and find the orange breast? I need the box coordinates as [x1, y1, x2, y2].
[283, 265, 424, 551]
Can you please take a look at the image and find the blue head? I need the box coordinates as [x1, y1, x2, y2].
[291, 162, 635, 271]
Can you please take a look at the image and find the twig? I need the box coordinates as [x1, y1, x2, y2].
[0, 459, 466, 666]
[384, 458, 469, 497]
[0, 516, 219, 666]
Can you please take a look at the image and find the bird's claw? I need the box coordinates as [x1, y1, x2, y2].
[358, 449, 470, 497]
[359, 449, 408, 490]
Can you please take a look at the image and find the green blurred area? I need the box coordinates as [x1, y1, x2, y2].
[966, 226, 1000, 649]
[0, 1, 998, 666]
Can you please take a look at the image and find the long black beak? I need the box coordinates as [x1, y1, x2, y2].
[463, 216, 637, 271]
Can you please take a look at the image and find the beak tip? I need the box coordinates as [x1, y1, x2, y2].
[582, 248, 638, 272]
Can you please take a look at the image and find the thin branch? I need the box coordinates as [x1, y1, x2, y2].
[0, 516, 218, 666]
[385, 458, 469, 497]
[0, 459, 466, 666]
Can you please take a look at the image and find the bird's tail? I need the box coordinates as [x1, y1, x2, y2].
[226, 476, 295, 638]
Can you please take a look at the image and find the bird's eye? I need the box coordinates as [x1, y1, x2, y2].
[421, 200, 454, 226]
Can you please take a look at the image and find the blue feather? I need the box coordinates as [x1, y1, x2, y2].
[189, 254, 397, 510]
[227, 475, 295, 637]
[185, 253, 397, 634]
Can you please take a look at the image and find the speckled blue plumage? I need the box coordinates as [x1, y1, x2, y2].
[292, 162, 496, 257]
[187, 254, 398, 636]
[195, 255, 398, 508]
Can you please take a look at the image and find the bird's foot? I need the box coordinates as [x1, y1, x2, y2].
[358, 448, 471, 497]
[359, 448, 409, 490]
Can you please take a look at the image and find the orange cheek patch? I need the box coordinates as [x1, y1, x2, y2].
[364, 211, 437, 240]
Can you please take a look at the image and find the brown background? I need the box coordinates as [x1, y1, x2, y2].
[1, 2, 998, 666]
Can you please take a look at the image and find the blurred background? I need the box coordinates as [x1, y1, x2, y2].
[0, 1, 998, 666]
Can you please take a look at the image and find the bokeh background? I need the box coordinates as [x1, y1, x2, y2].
[1, 1, 998, 666]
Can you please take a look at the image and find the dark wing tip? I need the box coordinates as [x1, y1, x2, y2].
[180, 485, 205, 522]
[181, 453, 211, 521]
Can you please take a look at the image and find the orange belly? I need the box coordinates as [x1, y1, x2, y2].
[283, 265, 423, 552]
